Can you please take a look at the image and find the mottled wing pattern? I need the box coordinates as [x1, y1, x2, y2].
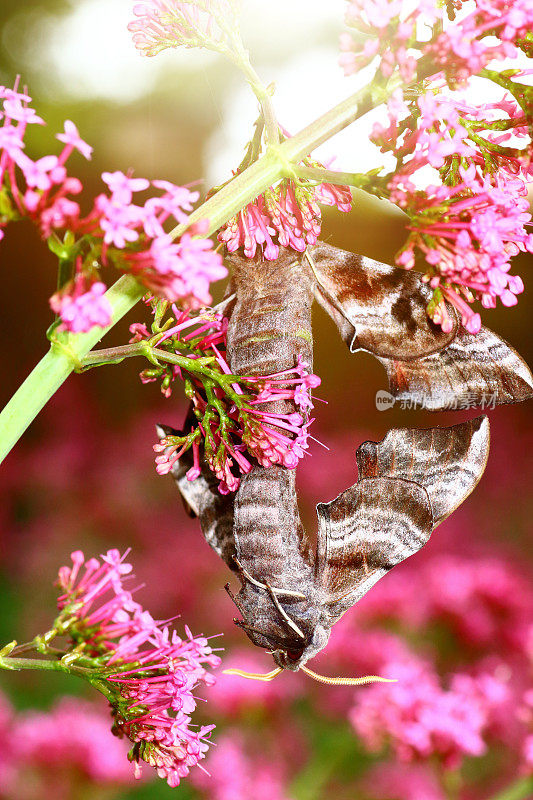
[315, 419, 490, 623]
[356, 416, 490, 525]
[316, 477, 433, 620]
[384, 327, 533, 410]
[307, 241, 457, 359]
[307, 242, 533, 410]
[156, 421, 236, 569]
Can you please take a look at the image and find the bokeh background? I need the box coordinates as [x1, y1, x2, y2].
[0, 1, 532, 798]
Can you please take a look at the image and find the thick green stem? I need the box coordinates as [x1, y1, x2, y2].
[0, 275, 144, 464]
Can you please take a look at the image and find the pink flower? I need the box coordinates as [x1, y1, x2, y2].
[13, 697, 133, 783]
[50, 275, 112, 334]
[0, 124, 25, 158]
[194, 735, 293, 800]
[14, 152, 60, 191]
[350, 656, 506, 769]
[2, 94, 44, 125]
[56, 549, 221, 788]
[56, 120, 93, 160]
[128, 0, 240, 58]
[150, 309, 321, 492]
[362, 763, 446, 800]
[102, 170, 150, 204]
[96, 193, 144, 248]
[426, 0, 532, 82]
[392, 171, 530, 331]
[125, 230, 226, 307]
[218, 174, 351, 261]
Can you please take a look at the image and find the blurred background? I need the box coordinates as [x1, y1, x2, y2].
[0, 1, 532, 798]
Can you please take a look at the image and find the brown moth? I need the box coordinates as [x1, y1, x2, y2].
[158, 243, 531, 677]
[307, 242, 533, 410]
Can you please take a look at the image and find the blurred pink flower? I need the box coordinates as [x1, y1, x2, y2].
[350, 656, 509, 769]
[362, 762, 445, 800]
[354, 555, 533, 655]
[194, 734, 294, 800]
[12, 697, 133, 783]
[49, 273, 112, 333]
[56, 120, 93, 161]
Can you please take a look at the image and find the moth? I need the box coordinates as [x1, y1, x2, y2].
[158, 243, 532, 680]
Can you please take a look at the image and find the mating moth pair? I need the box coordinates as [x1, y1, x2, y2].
[158, 242, 532, 681]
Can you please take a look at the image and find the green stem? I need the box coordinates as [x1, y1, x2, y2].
[237, 55, 280, 147]
[488, 777, 533, 800]
[81, 341, 244, 405]
[0, 654, 89, 677]
[293, 164, 384, 190]
[0, 275, 144, 464]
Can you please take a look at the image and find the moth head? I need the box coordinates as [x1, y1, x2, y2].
[270, 624, 330, 671]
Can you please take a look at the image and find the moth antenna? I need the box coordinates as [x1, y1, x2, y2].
[265, 581, 305, 639]
[304, 248, 318, 276]
[232, 557, 306, 599]
[223, 666, 284, 682]
[300, 665, 397, 687]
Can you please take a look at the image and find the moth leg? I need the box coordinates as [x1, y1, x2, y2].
[224, 582, 245, 615]
[264, 581, 305, 640]
[232, 556, 306, 600]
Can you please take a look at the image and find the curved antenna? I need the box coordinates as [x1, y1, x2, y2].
[300, 665, 396, 687]
[223, 666, 284, 682]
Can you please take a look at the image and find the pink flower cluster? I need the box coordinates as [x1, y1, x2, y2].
[351, 554, 533, 656]
[362, 762, 446, 800]
[339, 0, 434, 82]
[141, 303, 321, 493]
[350, 656, 509, 769]
[50, 266, 113, 334]
[0, 693, 134, 795]
[0, 84, 226, 333]
[393, 168, 531, 333]
[428, 0, 533, 84]
[9, 697, 134, 784]
[340, 0, 533, 85]
[370, 86, 531, 333]
[219, 177, 352, 261]
[57, 549, 221, 787]
[129, 0, 240, 58]
[238, 358, 321, 471]
[194, 735, 294, 800]
[306, 540, 533, 782]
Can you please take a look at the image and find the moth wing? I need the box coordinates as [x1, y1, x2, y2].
[156, 421, 236, 569]
[316, 477, 433, 621]
[308, 242, 533, 410]
[356, 416, 490, 526]
[380, 327, 533, 410]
